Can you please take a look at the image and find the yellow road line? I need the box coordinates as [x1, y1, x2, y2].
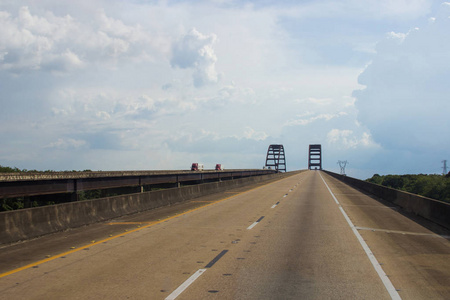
[190, 200, 213, 203]
[0, 174, 293, 279]
[107, 222, 154, 225]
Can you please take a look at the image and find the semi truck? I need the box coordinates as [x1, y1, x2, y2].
[191, 163, 204, 171]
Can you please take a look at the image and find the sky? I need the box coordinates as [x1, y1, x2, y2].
[0, 0, 449, 179]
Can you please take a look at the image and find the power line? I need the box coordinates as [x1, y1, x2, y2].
[443, 160, 448, 175]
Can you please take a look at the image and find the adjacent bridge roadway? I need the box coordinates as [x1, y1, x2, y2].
[0, 169, 275, 199]
[1, 171, 449, 299]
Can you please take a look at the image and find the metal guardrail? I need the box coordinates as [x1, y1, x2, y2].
[0, 169, 277, 198]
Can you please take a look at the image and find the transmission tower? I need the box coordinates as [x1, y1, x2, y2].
[337, 160, 348, 175]
[443, 160, 448, 175]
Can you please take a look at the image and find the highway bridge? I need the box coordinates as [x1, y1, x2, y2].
[0, 170, 449, 299]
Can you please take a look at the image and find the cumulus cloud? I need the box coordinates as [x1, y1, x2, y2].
[171, 28, 219, 87]
[243, 127, 268, 141]
[354, 2, 450, 153]
[124, 95, 156, 117]
[0, 6, 155, 73]
[295, 97, 333, 106]
[41, 49, 84, 73]
[49, 90, 162, 123]
[285, 112, 347, 126]
[327, 129, 378, 149]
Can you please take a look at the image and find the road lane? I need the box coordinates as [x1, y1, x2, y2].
[319, 172, 400, 299]
[180, 171, 391, 299]
[1, 171, 449, 299]
[321, 173, 450, 299]
[0, 175, 292, 275]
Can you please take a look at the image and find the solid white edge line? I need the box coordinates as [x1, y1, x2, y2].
[165, 268, 207, 300]
[319, 172, 401, 300]
[321, 175, 340, 205]
[247, 221, 258, 230]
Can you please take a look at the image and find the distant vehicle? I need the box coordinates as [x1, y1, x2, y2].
[215, 164, 223, 171]
[191, 163, 204, 171]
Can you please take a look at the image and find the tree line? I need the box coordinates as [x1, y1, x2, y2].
[366, 173, 450, 203]
[0, 165, 92, 173]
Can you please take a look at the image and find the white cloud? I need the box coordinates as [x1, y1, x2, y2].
[96, 111, 111, 120]
[96, 10, 146, 43]
[243, 127, 268, 141]
[354, 2, 450, 153]
[327, 129, 378, 149]
[124, 95, 156, 116]
[285, 112, 347, 126]
[42, 49, 84, 73]
[295, 97, 333, 106]
[171, 28, 219, 87]
[0, 6, 158, 73]
[386, 31, 407, 42]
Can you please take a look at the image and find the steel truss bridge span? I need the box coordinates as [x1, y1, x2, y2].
[265, 144, 286, 172]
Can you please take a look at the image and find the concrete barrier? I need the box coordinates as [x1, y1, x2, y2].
[0, 171, 300, 245]
[323, 171, 450, 230]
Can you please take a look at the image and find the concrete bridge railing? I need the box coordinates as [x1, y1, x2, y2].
[323, 170, 450, 230]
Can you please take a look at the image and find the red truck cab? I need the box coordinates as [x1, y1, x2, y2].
[191, 163, 204, 171]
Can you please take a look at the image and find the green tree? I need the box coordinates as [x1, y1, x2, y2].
[366, 173, 450, 203]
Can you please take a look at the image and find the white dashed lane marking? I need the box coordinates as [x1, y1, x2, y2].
[247, 216, 265, 230]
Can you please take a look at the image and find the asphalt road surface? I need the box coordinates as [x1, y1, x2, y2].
[1, 171, 449, 299]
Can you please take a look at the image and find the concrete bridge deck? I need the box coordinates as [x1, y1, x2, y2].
[0, 169, 270, 182]
[0, 171, 449, 299]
